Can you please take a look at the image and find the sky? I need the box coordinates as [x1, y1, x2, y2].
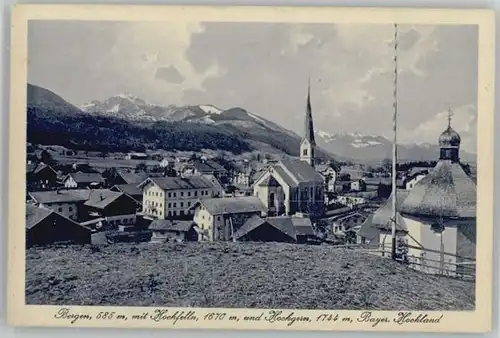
[28, 21, 478, 153]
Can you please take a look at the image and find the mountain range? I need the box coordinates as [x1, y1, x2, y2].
[27, 84, 475, 163]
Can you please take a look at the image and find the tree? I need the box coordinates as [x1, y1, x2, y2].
[164, 166, 177, 177]
[40, 150, 55, 166]
[102, 167, 120, 186]
[382, 158, 392, 173]
[135, 162, 147, 173]
[328, 159, 342, 173]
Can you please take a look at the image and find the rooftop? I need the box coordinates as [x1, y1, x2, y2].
[140, 176, 214, 191]
[400, 160, 476, 218]
[196, 196, 265, 215]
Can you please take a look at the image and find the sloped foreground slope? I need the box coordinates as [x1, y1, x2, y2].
[26, 242, 474, 310]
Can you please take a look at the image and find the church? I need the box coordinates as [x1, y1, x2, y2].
[359, 111, 477, 276]
[252, 83, 325, 218]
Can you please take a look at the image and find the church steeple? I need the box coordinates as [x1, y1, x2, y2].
[300, 78, 316, 167]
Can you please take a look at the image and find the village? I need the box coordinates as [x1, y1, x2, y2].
[25, 82, 477, 281]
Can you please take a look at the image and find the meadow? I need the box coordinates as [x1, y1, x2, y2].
[26, 242, 475, 310]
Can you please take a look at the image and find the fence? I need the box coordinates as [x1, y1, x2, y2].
[329, 242, 476, 281]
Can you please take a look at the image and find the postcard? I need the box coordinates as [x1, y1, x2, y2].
[7, 4, 495, 333]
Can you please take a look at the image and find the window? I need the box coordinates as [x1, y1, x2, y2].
[188, 192, 191, 197]
[269, 193, 275, 208]
[168, 192, 171, 198]
[217, 216, 221, 221]
[180, 210, 184, 216]
[168, 211, 172, 216]
[303, 148, 308, 156]
[180, 202, 184, 207]
[181, 192, 184, 197]
[194, 191, 198, 197]
[187, 201, 191, 207]
[69, 207, 73, 212]
[173, 192, 177, 197]
[156, 192, 158, 197]
[173, 203, 177, 207]
[168, 203, 171, 208]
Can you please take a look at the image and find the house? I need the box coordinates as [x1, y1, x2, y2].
[201, 174, 225, 197]
[64, 172, 105, 189]
[184, 159, 229, 179]
[29, 189, 95, 221]
[234, 215, 316, 244]
[336, 194, 367, 208]
[82, 190, 140, 227]
[350, 179, 367, 192]
[26, 205, 91, 247]
[110, 184, 143, 203]
[125, 152, 148, 160]
[332, 211, 370, 242]
[316, 164, 338, 192]
[404, 172, 427, 190]
[192, 196, 266, 241]
[115, 170, 164, 185]
[149, 219, 198, 243]
[26, 163, 59, 190]
[138, 175, 216, 220]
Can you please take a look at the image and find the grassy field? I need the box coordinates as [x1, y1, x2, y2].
[26, 242, 475, 310]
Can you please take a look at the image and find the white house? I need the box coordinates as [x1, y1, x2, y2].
[138, 176, 216, 219]
[192, 196, 266, 241]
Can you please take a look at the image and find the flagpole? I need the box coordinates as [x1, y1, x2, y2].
[391, 23, 398, 260]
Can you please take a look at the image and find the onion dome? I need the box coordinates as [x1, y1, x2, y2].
[439, 126, 461, 148]
[439, 108, 461, 162]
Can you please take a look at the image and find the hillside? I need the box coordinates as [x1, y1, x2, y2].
[27, 84, 332, 159]
[26, 242, 474, 310]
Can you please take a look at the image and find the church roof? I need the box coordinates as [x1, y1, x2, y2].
[278, 157, 324, 185]
[400, 160, 476, 218]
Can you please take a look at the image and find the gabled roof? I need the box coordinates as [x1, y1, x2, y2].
[271, 165, 297, 187]
[258, 175, 281, 187]
[194, 196, 265, 215]
[357, 190, 410, 240]
[400, 160, 476, 218]
[233, 215, 315, 241]
[33, 163, 57, 175]
[26, 205, 53, 229]
[192, 159, 227, 173]
[149, 219, 194, 232]
[84, 190, 125, 209]
[117, 171, 150, 185]
[111, 184, 143, 197]
[66, 172, 104, 184]
[29, 189, 110, 204]
[279, 157, 324, 184]
[26, 204, 89, 231]
[139, 175, 214, 191]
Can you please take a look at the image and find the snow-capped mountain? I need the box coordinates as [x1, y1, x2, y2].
[80, 94, 206, 122]
[315, 130, 475, 162]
